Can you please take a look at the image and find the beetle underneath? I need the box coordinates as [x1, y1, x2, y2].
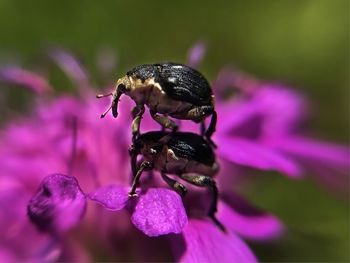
[129, 131, 224, 231]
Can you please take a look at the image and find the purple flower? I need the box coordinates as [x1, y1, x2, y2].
[27, 174, 86, 235]
[0, 67, 52, 94]
[0, 44, 346, 262]
[209, 68, 349, 192]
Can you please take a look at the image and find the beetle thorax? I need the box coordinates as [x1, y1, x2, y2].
[127, 77, 193, 114]
[138, 141, 164, 164]
[126, 77, 164, 105]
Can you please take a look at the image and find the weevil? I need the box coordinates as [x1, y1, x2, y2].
[129, 131, 224, 230]
[97, 63, 217, 144]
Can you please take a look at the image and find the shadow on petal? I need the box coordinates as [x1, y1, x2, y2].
[177, 219, 257, 263]
[27, 174, 86, 234]
[218, 193, 285, 241]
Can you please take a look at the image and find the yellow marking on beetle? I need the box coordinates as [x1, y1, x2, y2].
[167, 149, 179, 160]
[129, 77, 165, 94]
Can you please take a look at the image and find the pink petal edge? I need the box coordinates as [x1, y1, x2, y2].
[131, 188, 188, 237]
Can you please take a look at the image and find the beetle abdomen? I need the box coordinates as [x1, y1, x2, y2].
[168, 133, 215, 166]
[126, 63, 213, 106]
[157, 63, 212, 106]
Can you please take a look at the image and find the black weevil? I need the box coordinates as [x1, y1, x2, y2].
[98, 63, 217, 144]
[129, 131, 224, 230]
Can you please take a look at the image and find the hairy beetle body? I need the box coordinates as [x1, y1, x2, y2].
[136, 131, 218, 176]
[127, 63, 213, 106]
[99, 62, 217, 144]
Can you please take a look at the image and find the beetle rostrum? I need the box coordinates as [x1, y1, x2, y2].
[97, 63, 217, 144]
[129, 131, 224, 231]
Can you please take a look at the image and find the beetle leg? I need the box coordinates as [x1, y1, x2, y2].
[200, 121, 206, 136]
[187, 106, 217, 147]
[184, 105, 213, 121]
[205, 110, 217, 148]
[150, 110, 178, 131]
[180, 173, 226, 231]
[131, 106, 139, 119]
[129, 161, 153, 197]
[131, 105, 145, 140]
[205, 110, 217, 138]
[161, 172, 188, 197]
[128, 144, 138, 179]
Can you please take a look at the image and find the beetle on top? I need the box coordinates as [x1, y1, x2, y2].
[98, 62, 217, 144]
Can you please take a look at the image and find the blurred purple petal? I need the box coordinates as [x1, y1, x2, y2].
[254, 86, 308, 137]
[272, 136, 350, 193]
[34, 239, 62, 262]
[27, 174, 86, 234]
[272, 136, 350, 167]
[49, 48, 90, 89]
[216, 99, 261, 135]
[0, 250, 15, 262]
[217, 135, 302, 177]
[88, 184, 135, 211]
[131, 188, 188, 237]
[96, 47, 117, 77]
[186, 41, 206, 69]
[0, 187, 53, 260]
[213, 68, 259, 96]
[218, 200, 284, 241]
[178, 219, 257, 263]
[0, 67, 52, 93]
[212, 68, 240, 97]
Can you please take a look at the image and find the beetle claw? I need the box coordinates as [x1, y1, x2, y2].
[128, 192, 138, 198]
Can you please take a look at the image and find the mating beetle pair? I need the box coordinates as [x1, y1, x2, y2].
[98, 63, 223, 229]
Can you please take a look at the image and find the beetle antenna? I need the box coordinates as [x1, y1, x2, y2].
[96, 92, 113, 99]
[100, 104, 113, 118]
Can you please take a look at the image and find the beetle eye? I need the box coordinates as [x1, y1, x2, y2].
[150, 148, 157, 155]
[118, 84, 126, 93]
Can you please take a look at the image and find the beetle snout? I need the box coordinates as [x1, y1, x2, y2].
[111, 90, 124, 118]
[117, 83, 126, 93]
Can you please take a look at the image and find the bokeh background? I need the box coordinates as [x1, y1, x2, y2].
[0, 0, 348, 261]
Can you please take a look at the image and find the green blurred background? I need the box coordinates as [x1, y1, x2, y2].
[0, 0, 348, 261]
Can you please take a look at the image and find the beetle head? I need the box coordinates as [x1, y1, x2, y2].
[201, 106, 213, 117]
[111, 76, 132, 118]
[134, 134, 164, 159]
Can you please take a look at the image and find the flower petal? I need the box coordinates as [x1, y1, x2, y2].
[271, 136, 350, 193]
[271, 136, 350, 167]
[88, 184, 134, 211]
[216, 99, 262, 136]
[48, 48, 90, 90]
[27, 174, 86, 234]
[218, 196, 284, 240]
[178, 219, 257, 263]
[96, 47, 117, 77]
[254, 86, 308, 137]
[212, 68, 259, 96]
[0, 67, 52, 93]
[217, 135, 302, 177]
[0, 186, 53, 261]
[186, 41, 206, 69]
[131, 188, 188, 237]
